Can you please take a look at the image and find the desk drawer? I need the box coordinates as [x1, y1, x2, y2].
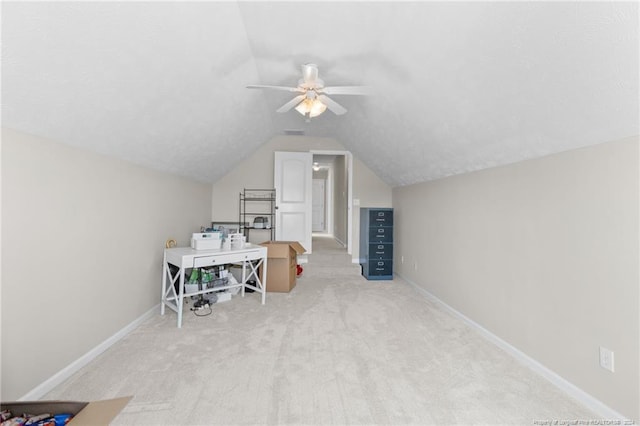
[192, 248, 265, 268]
[368, 226, 393, 242]
[193, 254, 234, 267]
[368, 243, 392, 260]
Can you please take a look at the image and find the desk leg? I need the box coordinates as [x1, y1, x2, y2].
[177, 268, 185, 328]
[161, 252, 167, 315]
[241, 262, 246, 298]
[244, 258, 266, 305]
[261, 256, 267, 305]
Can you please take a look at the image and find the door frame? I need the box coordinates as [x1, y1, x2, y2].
[310, 150, 353, 255]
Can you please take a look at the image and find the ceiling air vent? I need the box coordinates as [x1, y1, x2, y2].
[284, 129, 305, 136]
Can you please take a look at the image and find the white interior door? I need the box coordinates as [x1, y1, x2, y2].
[312, 178, 326, 232]
[274, 151, 313, 253]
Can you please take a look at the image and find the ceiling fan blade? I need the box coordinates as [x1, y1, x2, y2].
[277, 95, 306, 113]
[320, 86, 372, 96]
[318, 95, 347, 115]
[247, 85, 303, 93]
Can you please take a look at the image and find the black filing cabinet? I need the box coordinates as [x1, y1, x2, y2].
[359, 208, 393, 280]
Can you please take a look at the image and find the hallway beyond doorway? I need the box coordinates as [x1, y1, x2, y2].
[310, 234, 347, 253]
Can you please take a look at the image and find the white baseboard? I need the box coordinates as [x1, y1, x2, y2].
[397, 273, 628, 421]
[20, 304, 160, 401]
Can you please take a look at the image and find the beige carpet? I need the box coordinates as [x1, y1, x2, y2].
[44, 235, 596, 425]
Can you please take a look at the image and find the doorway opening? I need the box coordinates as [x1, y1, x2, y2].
[311, 151, 352, 255]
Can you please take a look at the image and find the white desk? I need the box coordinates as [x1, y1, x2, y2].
[161, 244, 267, 328]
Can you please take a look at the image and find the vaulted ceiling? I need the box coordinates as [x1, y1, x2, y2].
[2, 1, 638, 187]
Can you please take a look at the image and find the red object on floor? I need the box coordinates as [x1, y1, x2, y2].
[296, 264, 303, 276]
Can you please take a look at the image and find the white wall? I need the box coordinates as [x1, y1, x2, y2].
[353, 157, 393, 260]
[392, 137, 639, 419]
[312, 168, 329, 233]
[1, 128, 212, 400]
[211, 135, 392, 262]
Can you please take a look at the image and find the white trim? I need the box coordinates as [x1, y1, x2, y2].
[397, 273, 629, 421]
[346, 152, 353, 256]
[19, 304, 160, 401]
[326, 164, 334, 236]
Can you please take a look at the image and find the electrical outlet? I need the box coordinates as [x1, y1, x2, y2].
[401, 255, 404, 264]
[599, 346, 615, 372]
[414, 261, 418, 271]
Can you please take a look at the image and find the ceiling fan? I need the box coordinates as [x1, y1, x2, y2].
[247, 63, 370, 118]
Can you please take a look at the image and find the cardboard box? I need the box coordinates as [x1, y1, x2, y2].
[1, 396, 131, 425]
[259, 241, 306, 293]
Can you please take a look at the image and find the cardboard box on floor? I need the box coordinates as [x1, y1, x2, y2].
[259, 241, 306, 292]
[1, 396, 132, 425]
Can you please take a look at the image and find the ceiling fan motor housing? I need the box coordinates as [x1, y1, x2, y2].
[302, 63, 319, 85]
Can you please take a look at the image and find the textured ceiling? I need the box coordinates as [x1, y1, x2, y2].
[2, 1, 638, 187]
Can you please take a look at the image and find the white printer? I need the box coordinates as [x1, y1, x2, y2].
[190, 232, 222, 250]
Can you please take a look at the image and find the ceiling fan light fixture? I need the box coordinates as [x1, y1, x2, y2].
[309, 99, 327, 117]
[295, 98, 327, 118]
[294, 100, 309, 116]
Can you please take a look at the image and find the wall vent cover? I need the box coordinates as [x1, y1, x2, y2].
[284, 129, 305, 135]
